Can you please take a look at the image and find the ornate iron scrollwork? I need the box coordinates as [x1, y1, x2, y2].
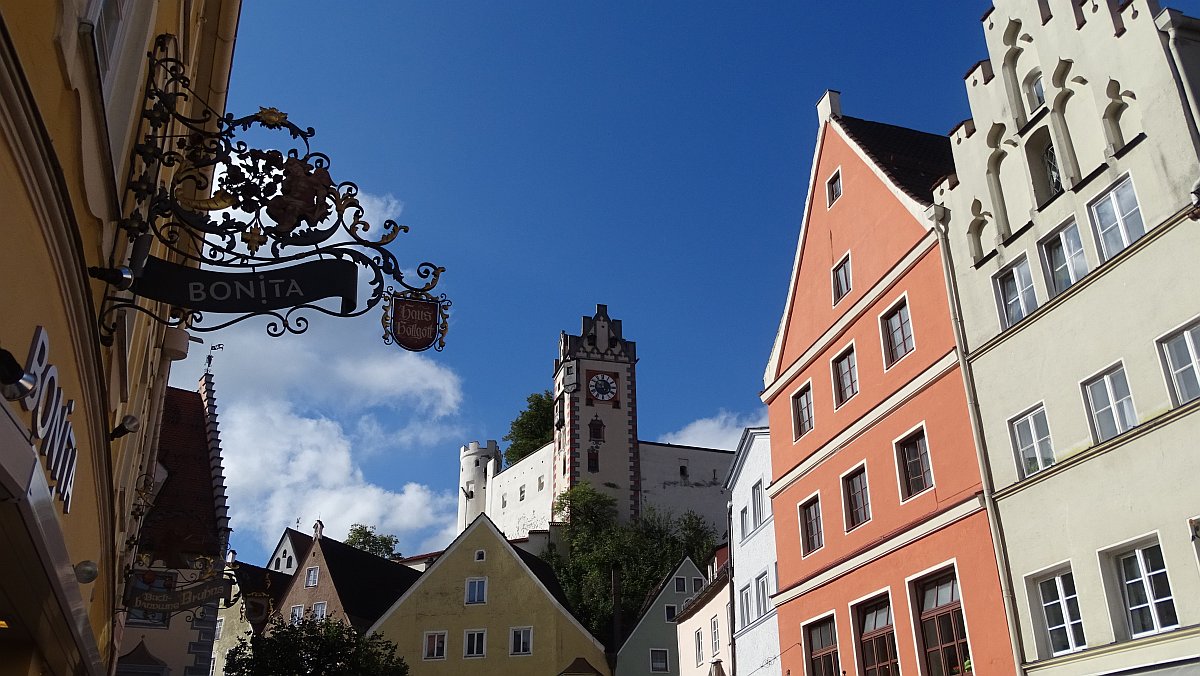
[94, 34, 450, 350]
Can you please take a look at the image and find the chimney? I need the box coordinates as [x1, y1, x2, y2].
[817, 89, 842, 121]
[313, 520, 324, 539]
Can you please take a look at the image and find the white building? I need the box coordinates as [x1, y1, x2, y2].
[457, 305, 735, 539]
[935, 1, 1200, 673]
[726, 428, 781, 676]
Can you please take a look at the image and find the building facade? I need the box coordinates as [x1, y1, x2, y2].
[0, 1, 240, 673]
[936, 1, 1200, 673]
[616, 557, 706, 676]
[673, 554, 731, 676]
[762, 92, 1015, 676]
[726, 427, 781, 676]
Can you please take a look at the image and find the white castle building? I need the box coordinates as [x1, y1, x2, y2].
[457, 305, 736, 539]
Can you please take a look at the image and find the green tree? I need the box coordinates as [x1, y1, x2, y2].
[503, 390, 554, 466]
[545, 483, 717, 646]
[224, 615, 408, 676]
[344, 523, 399, 559]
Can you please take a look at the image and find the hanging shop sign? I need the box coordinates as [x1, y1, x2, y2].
[17, 327, 78, 513]
[90, 34, 450, 350]
[124, 569, 232, 614]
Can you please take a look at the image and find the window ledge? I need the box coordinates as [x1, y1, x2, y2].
[1024, 623, 1200, 672]
[1017, 107, 1050, 137]
[739, 516, 775, 543]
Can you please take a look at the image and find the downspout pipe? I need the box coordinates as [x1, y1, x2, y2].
[927, 203, 1027, 675]
[726, 499, 737, 676]
[1156, 8, 1200, 157]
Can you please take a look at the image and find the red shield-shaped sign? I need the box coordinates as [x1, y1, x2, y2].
[391, 297, 441, 351]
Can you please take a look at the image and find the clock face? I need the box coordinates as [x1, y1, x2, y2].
[588, 373, 618, 401]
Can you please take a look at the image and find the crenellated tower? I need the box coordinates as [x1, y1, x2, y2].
[456, 439, 500, 533]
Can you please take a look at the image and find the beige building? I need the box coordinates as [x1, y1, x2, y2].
[935, 1, 1200, 673]
[672, 552, 730, 676]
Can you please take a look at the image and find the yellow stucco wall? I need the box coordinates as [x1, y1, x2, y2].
[373, 519, 610, 675]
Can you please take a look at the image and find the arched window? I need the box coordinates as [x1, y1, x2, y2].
[1029, 74, 1046, 111]
[1042, 143, 1063, 197]
[1025, 126, 1063, 206]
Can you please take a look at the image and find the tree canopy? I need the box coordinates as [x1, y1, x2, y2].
[223, 615, 408, 676]
[344, 523, 399, 559]
[503, 389, 554, 466]
[544, 483, 717, 646]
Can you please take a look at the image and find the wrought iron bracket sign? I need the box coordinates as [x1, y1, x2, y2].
[92, 34, 450, 350]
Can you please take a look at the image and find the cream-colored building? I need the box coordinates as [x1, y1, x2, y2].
[673, 556, 730, 676]
[935, 1, 1200, 673]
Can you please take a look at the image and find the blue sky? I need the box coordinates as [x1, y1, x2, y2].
[170, 1, 999, 563]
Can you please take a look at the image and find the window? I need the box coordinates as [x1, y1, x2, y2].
[792, 384, 814, 439]
[918, 574, 970, 676]
[740, 507, 749, 539]
[214, 618, 223, 640]
[832, 255, 852, 304]
[519, 485, 526, 501]
[995, 257, 1038, 328]
[502, 493, 507, 508]
[739, 586, 752, 627]
[693, 577, 705, 593]
[881, 300, 915, 367]
[1043, 143, 1064, 197]
[1084, 365, 1137, 442]
[423, 631, 446, 660]
[801, 497, 823, 555]
[1161, 322, 1200, 405]
[843, 467, 870, 530]
[1038, 571, 1085, 655]
[650, 648, 669, 672]
[1011, 406, 1055, 477]
[675, 576, 686, 593]
[755, 573, 770, 618]
[587, 449, 599, 473]
[475, 549, 486, 561]
[465, 629, 486, 658]
[807, 617, 840, 676]
[466, 577, 487, 605]
[679, 463, 689, 481]
[1090, 177, 1144, 260]
[1030, 74, 1046, 110]
[510, 627, 532, 655]
[751, 481, 765, 528]
[695, 628, 704, 666]
[827, 170, 843, 207]
[538, 475, 545, 491]
[312, 601, 327, 620]
[305, 566, 318, 587]
[711, 616, 720, 654]
[832, 347, 858, 407]
[290, 604, 304, 624]
[665, 604, 678, 622]
[858, 599, 898, 676]
[1041, 222, 1088, 296]
[1118, 544, 1178, 638]
[896, 429, 933, 499]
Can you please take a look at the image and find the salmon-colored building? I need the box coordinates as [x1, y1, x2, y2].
[761, 91, 1015, 676]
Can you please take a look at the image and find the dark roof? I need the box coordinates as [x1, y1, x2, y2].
[636, 556, 694, 621]
[280, 527, 313, 555]
[515, 547, 573, 613]
[231, 561, 292, 634]
[559, 657, 605, 675]
[138, 387, 222, 568]
[835, 115, 954, 205]
[118, 639, 167, 666]
[319, 536, 422, 632]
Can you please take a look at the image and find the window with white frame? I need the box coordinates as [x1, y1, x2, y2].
[423, 631, 447, 660]
[674, 576, 686, 593]
[1041, 222, 1088, 296]
[1029, 73, 1046, 110]
[305, 566, 318, 587]
[1084, 365, 1137, 443]
[832, 347, 858, 407]
[519, 485, 526, 501]
[857, 598, 899, 676]
[1117, 544, 1178, 638]
[739, 507, 749, 539]
[917, 574, 970, 676]
[465, 629, 486, 658]
[755, 572, 770, 618]
[711, 615, 720, 654]
[1090, 177, 1144, 261]
[214, 617, 223, 640]
[833, 254, 852, 304]
[665, 604, 677, 622]
[1161, 321, 1200, 405]
[827, 170, 843, 207]
[650, 648, 669, 672]
[843, 466, 870, 530]
[896, 429, 933, 499]
[510, 627, 532, 655]
[466, 577, 487, 605]
[1011, 405, 1055, 477]
[881, 300, 915, 367]
[738, 586, 751, 627]
[806, 617, 839, 676]
[694, 628, 704, 666]
[1037, 571, 1085, 656]
[538, 475, 545, 491]
[289, 604, 303, 624]
[995, 257, 1038, 328]
[751, 481, 765, 529]
[312, 601, 326, 620]
[475, 549, 486, 562]
[693, 577, 704, 593]
[792, 383, 814, 439]
[801, 496, 823, 555]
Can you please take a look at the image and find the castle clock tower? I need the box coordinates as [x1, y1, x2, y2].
[552, 304, 641, 520]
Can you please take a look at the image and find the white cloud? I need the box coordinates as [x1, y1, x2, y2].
[658, 409, 768, 450]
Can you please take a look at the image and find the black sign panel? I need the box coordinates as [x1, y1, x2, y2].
[124, 572, 232, 613]
[132, 256, 358, 314]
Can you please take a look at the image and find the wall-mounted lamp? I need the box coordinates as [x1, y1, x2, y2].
[110, 414, 141, 440]
[74, 560, 99, 584]
[86, 265, 134, 290]
[0, 347, 36, 402]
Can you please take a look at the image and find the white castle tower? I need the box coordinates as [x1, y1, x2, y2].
[456, 439, 500, 533]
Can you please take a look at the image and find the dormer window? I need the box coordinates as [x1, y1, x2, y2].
[826, 170, 843, 207]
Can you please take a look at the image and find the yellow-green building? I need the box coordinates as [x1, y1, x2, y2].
[370, 515, 610, 676]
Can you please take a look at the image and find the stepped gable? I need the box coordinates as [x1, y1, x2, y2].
[318, 535, 422, 630]
[836, 114, 954, 204]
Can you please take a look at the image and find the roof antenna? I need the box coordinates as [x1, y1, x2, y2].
[205, 344, 225, 373]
